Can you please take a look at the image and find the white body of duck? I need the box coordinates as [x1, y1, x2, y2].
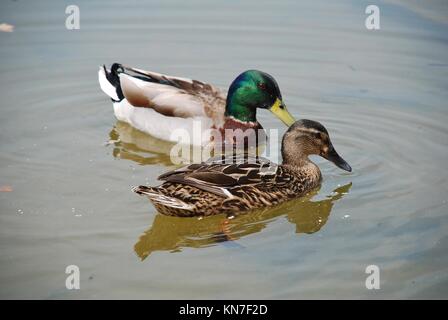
[98, 64, 226, 146]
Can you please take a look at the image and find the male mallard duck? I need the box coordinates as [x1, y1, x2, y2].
[133, 120, 352, 217]
[98, 64, 295, 147]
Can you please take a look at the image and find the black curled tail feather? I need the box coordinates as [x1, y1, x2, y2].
[104, 63, 125, 101]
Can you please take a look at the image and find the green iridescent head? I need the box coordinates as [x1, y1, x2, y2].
[225, 70, 295, 126]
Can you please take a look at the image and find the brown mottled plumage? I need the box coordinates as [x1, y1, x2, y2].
[134, 120, 352, 216]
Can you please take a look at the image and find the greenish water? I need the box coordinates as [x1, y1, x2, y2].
[1, 0, 447, 299]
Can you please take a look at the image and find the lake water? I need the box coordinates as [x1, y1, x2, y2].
[1, 0, 447, 299]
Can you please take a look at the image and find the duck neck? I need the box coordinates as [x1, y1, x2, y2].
[282, 153, 322, 186]
[224, 101, 257, 123]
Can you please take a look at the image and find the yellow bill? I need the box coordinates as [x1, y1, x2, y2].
[269, 98, 296, 126]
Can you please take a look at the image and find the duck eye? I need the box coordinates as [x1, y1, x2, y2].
[257, 82, 267, 90]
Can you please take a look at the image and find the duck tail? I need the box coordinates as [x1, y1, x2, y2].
[132, 185, 159, 196]
[132, 186, 193, 210]
[98, 63, 125, 102]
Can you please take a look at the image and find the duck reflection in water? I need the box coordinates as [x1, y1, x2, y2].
[134, 182, 351, 260]
[107, 121, 176, 166]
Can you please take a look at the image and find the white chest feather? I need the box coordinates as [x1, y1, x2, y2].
[113, 100, 214, 146]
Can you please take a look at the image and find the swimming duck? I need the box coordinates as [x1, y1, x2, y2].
[98, 64, 296, 147]
[133, 120, 352, 217]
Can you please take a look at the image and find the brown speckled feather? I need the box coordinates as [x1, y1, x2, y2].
[133, 155, 321, 217]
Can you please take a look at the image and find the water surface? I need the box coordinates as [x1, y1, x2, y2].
[0, 0, 448, 299]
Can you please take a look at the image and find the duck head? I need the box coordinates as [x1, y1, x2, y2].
[225, 70, 296, 126]
[281, 119, 352, 172]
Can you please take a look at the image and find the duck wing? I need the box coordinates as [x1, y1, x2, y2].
[157, 155, 282, 198]
[118, 64, 226, 121]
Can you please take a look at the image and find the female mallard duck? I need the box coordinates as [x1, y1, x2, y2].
[133, 120, 352, 217]
[98, 64, 295, 147]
